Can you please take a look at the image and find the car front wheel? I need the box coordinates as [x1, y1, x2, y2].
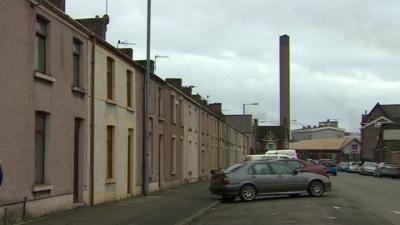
[239, 184, 257, 201]
[308, 181, 324, 197]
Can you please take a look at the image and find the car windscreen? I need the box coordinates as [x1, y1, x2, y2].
[223, 163, 245, 173]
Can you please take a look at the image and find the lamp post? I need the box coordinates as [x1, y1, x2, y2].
[143, 0, 151, 196]
[243, 103, 258, 115]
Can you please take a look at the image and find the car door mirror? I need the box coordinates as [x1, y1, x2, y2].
[292, 169, 298, 175]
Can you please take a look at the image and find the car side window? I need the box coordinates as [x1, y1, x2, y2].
[249, 163, 272, 175]
[269, 162, 293, 174]
[286, 160, 304, 169]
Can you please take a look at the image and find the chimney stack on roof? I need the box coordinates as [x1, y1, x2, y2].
[135, 60, 155, 73]
[118, 48, 134, 59]
[47, 0, 66, 12]
[166, 78, 183, 89]
[77, 15, 110, 40]
[209, 103, 222, 115]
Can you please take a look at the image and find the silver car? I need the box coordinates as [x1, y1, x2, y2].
[360, 162, 378, 175]
[209, 160, 331, 202]
[374, 162, 400, 178]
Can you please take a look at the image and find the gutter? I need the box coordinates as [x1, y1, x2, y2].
[89, 36, 96, 206]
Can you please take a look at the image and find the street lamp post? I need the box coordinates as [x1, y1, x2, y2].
[143, 0, 151, 196]
[243, 103, 258, 114]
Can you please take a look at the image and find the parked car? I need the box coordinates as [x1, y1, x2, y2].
[209, 160, 331, 202]
[373, 162, 400, 178]
[348, 162, 361, 173]
[360, 162, 378, 175]
[278, 159, 328, 177]
[318, 159, 337, 175]
[338, 162, 349, 171]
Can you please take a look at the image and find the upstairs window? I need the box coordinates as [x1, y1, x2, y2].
[72, 39, 82, 87]
[171, 95, 176, 124]
[35, 17, 47, 73]
[127, 70, 133, 107]
[158, 87, 163, 117]
[106, 57, 115, 100]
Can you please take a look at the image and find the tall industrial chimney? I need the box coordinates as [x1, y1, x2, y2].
[279, 35, 290, 148]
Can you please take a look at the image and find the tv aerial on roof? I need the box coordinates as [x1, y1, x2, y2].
[117, 40, 136, 48]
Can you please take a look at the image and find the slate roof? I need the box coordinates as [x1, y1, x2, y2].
[289, 138, 358, 151]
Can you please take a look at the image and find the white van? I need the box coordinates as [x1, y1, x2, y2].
[244, 154, 291, 162]
[265, 149, 298, 159]
[244, 155, 270, 161]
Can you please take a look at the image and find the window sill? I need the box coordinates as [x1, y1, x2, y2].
[126, 107, 135, 112]
[158, 116, 165, 122]
[32, 184, 53, 193]
[105, 178, 116, 184]
[71, 86, 87, 95]
[34, 71, 55, 84]
[106, 99, 117, 105]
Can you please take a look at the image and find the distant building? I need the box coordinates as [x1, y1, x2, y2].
[290, 138, 361, 161]
[361, 103, 400, 164]
[291, 126, 345, 142]
[255, 126, 286, 153]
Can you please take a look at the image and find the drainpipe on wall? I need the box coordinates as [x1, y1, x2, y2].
[198, 109, 202, 177]
[217, 120, 220, 170]
[89, 36, 96, 206]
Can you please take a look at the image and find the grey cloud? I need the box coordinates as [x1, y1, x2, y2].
[67, 0, 400, 132]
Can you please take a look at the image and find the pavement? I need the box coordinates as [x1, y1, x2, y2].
[23, 180, 219, 225]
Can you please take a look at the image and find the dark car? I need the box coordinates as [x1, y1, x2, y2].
[209, 160, 331, 202]
[278, 159, 328, 177]
[318, 159, 337, 176]
[373, 162, 400, 178]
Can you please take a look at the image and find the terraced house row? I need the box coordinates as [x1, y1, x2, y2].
[0, 0, 250, 223]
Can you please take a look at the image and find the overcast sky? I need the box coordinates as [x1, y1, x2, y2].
[67, 0, 400, 132]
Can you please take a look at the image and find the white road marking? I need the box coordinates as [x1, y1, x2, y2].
[330, 217, 336, 220]
[271, 212, 280, 215]
[390, 210, 400, 214]
[333, 206, 341, 210]
[304, 205, 309, 208]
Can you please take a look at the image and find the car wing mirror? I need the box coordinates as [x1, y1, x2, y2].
[292, 170, 298, 175]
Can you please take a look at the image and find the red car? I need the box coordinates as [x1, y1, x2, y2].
[278, 159, 328, 177]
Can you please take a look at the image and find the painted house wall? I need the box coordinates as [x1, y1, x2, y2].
[0, 0, 88, 220]
[90, 44, 136, 204]
[161, 89, 184, 188]
[342, 140, 361, 161]
[183, 100, 200, 183]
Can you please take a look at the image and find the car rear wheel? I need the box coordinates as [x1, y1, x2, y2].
[308, 181, 324, 197]
[239, 184, 256, 201]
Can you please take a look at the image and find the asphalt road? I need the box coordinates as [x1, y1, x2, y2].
[193, 172, 400, 225]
